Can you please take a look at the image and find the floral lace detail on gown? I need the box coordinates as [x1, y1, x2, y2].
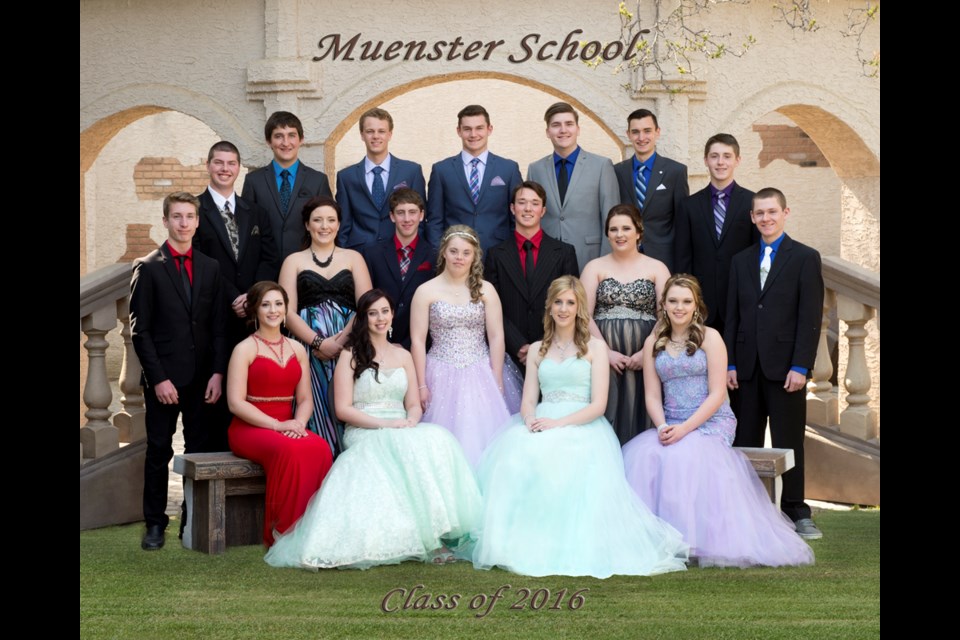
[594, 277, 656, 321]
[656, 349, 736, 446]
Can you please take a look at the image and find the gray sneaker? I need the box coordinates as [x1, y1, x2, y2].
[794, 518, 823, 540]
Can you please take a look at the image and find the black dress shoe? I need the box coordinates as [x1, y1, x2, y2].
[142, 524, 166, 550]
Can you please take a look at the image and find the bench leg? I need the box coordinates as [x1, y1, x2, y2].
[204, 478, 226, 555]
[182, 477, 227, 554]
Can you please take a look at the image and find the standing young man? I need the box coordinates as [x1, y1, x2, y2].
[241, 111, 332, 261]
[361, 188, 436, 348]
[675, 133, 757, 334]
[129, 192, 228, 550]
[484, 181, 579, 370]
[614, 109, 689, 272]
[425, 104, 522, 252]
[337, 108, 427, 250]
[528, 102, 619, 270]
[725, 188, 824, 539]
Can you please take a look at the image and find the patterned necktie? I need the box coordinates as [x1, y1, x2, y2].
[523, 240, 535, 282]
[469, 158, 481, 205]
[760, 245, 773, 289]
[634, 165, 648, 210]
[714, 192, 727, 239]
[399, 245, 412, 278]
[371, 166, 386, 210]
[220, 201, 239, 260]
[557, 158, 569, 204]
[279, 169, 292, 216]
[175, 255, 192, 306]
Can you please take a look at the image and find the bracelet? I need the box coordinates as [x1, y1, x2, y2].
[522, 414, 534, 424]
[311, 334, 323, 350]
[418, 385, 428, 390]
[656, 423, 669, 434]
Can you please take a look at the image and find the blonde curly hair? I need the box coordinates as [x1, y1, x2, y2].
[436, 225, 484, 303]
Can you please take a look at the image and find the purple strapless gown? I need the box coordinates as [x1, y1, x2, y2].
[622, 349, 814, 568]
[423, 300, 522, 467]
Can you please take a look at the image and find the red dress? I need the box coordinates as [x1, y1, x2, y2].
[228, 355, 333, 546]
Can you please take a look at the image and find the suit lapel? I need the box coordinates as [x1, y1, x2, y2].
[541, 156, 562, 211]
[643, 155, 668, 212]
[289, 164, 307, 212]
[201, 192, 237, 264]
[475, 154, 498, 207]
[696, 189, 720, 249]
[564, 151, 587, 204]
[529, 236, 560, 297]
[399, 238, 429, 293]
[234, 197, 253, 263]
[159, 244, 191, 310]
[262, 164, 284, 217]
[453, 155, 473, 204]
[718, 185, 747, 246]
[381, 155, 404, 217]
[760, 235, 792, 298]
[500, 243, 530, 302]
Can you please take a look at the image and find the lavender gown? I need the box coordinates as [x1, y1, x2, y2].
[622, 349, 814, 568]
[423, 300, 522, 467]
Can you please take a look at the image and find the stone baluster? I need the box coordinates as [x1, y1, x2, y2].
[837, 296, 878, 440]
[114, 297, 145, 442]
[80, 307, 120, 459]
[806, 288, 838, 427]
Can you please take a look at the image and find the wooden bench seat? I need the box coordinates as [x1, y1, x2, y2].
[735, 447, 795, 505]
[173, 452, 266, 554]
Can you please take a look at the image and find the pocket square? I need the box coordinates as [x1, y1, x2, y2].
[656, 183, 667, 191]
[416, 261, 432, 272]
[490, 176, 506, 187]
[392, 181, 409, 191]
[250, 225, 261, 236]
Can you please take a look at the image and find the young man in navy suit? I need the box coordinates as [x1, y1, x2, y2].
[241, 111, 332, 261]
[362, 188, 436, 348]
[484, 181, 579, 370]
[613, 109, 689, 272]
[129, 192, 228, 550]
[674, 133, 757, 335]
[725, 187, 824, 540]
[425, 104, 522, 252]
[337, 108, 427, 250]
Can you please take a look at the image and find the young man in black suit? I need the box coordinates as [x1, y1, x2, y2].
[675, 133, 758, 335]
[484, 180, 580, 370]
[725, 187, 824, 539]
[241, 111, 333, 261]
[361, 188, 436, 348]
[129, 192, 228, 550]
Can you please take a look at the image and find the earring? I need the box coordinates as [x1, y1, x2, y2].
[693, 311, 701, 323]
[388, 326, 393, 339]
[254, 318, 259, 331]
[282, 316, 286, 328]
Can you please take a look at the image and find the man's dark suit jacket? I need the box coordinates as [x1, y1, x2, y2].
[194, 190, 280, 306]
[724, 234, 823, 382]
[614, 154, 689, 272]
[425, 152, 522, 251]
[241, 161, 332, 261]
[129, 244, 228, 389]
[336, 155, 427, 249]
[362, 235, 436, 349]
[484, 232, 580, 367]
[674, 183, 758, 332]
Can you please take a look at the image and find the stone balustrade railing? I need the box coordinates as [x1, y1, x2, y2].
[80, 263, 143, 462]
[807, 256, 880, 441]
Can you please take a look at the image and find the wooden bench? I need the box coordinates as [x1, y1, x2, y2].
[173, 452, 266, 554]
[735, 447, 795, 505]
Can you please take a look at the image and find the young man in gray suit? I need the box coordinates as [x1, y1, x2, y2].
[241, 111, 332, 261]
[614, 109, 689, 272]
[528, 102, 620, 270]
[337, 107, 427, 250]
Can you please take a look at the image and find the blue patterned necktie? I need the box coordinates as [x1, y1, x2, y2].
[634, 165, 648, 210]
[714, 192, 727, 239]
[279, 169, 292, 216]
[469, 158, 481, 205]
[371, 166, 386, 209]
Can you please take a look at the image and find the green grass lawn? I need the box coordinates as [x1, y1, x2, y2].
[80, 509, 879, 640]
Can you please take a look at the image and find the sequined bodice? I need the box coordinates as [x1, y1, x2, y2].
[594, 278, 656, 321]
[655, 348, 736, 445]
[297, 269, 356, 311]
[351, 367, 408, 421]
[539, 357, 591, 404]
[428, 300, 489, 367]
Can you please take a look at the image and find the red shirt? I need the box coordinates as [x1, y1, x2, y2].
[166, 241, 194, 285]
[514, 229, 543, 275]
[394, 234, 419, 266]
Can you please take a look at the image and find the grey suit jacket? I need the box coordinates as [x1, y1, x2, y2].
[528, 148, 619, 270]
[240, 161, 332, 261]
[615, 153, 689, 272]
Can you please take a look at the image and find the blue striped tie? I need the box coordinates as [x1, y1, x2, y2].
[714, 192, 727, 239]
[469, 158, 481, 204]
[634, 165, 647, 209]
